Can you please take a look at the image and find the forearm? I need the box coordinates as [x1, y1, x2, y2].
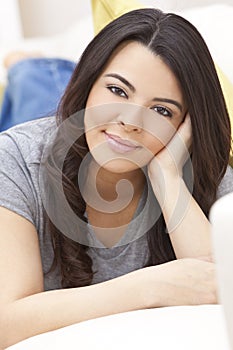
[154, 176, 211, 258]
[1, 259, 217, 349]
[0, 268, 149, 348]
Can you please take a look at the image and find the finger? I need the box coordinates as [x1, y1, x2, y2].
[174, 113, 192, 156]
[166, 116, 192, 161]
[196, 255, 214, 263]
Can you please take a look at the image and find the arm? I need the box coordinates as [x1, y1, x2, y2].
[0, 207, 216, 348]
[148, 115, 212, 259]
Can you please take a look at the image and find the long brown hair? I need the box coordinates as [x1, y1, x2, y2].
[44, 8, 231, 287]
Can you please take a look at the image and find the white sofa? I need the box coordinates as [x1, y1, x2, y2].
[0, 1, 233, 85]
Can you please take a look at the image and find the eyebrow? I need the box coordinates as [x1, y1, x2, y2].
[104, 73, 183, 112]
[104, 73, 136, 93]
[152, 98, 183, 112]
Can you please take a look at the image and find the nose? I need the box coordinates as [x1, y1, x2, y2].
[116, 104, 143, 133]
[118, 120, 142, 133]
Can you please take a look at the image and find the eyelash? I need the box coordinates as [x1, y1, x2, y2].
[107, 85, 173, 118]
[107, 85, 128, 98]
[151, 106, 172, 118]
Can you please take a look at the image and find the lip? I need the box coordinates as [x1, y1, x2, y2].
[104, 132, 140, 153]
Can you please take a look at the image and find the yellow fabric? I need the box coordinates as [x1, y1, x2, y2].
[91, 0, 144, 35]
[216, 66, 233, 163]
[216, 65, 233, 131]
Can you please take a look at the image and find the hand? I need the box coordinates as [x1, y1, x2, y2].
[148, 113, 192, 181]
[196, 255, 214, 263]
[145, 258, 217, 307]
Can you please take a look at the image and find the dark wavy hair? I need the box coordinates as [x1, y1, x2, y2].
[44, 8, 231, 288]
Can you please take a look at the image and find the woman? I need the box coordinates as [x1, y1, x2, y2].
[0, 8, 232, 348]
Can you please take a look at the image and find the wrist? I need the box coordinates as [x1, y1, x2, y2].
[151, 173, 184, 205]
[139, 265, 169, 308]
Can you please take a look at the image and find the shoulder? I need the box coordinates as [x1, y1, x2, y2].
[217, 165, 233, 198]
[0, 117, 57, 164]
[0, 117, 58, 226]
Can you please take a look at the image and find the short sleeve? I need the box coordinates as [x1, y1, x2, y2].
[0, 132, 37, 225]
[217, 165, 233, 199]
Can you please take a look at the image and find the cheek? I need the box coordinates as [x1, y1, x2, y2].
[141, 110, 180, 148]
[141, 120, 178, 157]
[142, 135, 166, 159]
[85, 128, 103, 153]
[84, 103, 119, 132]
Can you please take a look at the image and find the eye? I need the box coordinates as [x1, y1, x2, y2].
[107, 85, 128, 98]
[151, 105, 172, 118]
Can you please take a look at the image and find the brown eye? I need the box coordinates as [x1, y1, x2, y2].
[152, 105, 172, 118]
[107, 86, 128, 98]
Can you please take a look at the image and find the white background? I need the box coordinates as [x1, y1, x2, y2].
[1, 0, 233, 40]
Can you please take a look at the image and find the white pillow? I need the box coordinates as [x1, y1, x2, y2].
[0, 14, 93, 84]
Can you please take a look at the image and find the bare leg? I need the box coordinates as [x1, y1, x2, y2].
[3, 51, 43, 69]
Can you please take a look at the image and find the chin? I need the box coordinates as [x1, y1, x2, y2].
[93, 156, 150, 174]
[88, 140, 154, 173]
[104, 161, 139, 174]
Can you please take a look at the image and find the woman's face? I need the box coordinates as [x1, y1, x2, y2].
[84, 41, 186, 173]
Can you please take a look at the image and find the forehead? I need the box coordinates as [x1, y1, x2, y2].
[101, 41, 183, 102]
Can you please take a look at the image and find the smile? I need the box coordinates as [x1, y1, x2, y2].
[104, 132, 140, 154]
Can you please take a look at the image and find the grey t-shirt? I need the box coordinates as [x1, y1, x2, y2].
[0, 117, 232, 290]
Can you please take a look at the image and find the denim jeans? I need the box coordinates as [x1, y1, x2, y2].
[0, 58, 76, 132]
